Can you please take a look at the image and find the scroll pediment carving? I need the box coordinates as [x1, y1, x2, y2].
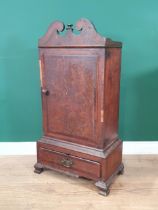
[39, 18, 106, 47]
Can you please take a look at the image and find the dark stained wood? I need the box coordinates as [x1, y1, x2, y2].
[38, 147, 100, 180]
[39, 48, 105, 148]
[39, 18, 105, 47]
[38, 137, 122, 159]
[103, 48, 122, 147]
[35, 18, 123, 196]
[38, 18, 121, 48]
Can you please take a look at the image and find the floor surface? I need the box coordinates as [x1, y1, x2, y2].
[0, 155, 158, 210]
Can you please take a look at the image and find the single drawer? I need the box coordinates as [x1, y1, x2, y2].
[38, 147, 100, 180]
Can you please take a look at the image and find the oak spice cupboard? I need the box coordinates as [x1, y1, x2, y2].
[34, 18, 124, 196]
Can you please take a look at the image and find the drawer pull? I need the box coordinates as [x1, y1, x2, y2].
[61, 158, 73, 168]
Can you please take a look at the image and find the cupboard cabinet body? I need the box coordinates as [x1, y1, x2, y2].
[35, 19, 124, 195]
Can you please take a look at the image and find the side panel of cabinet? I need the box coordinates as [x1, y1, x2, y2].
[39, 48, 105, 148]
[103, 48, 122, 146]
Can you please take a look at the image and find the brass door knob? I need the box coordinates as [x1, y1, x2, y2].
[42, 88, 49, 96]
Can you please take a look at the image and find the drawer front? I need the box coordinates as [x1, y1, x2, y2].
[39, 147, 100, 179]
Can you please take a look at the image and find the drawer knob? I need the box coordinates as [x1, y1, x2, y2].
[61, 157, 73, 168]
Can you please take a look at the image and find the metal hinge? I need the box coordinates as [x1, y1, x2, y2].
[39, 59, 43, 87]
[101, 110, 104, 122]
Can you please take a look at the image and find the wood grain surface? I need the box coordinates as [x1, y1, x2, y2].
[0, 155, 158, 210]
[37, 19, 123, 192]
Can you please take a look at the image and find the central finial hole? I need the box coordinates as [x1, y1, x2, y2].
[66, 24, 73, 30]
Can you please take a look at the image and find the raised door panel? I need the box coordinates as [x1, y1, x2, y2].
[40, 49, 104, 147]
